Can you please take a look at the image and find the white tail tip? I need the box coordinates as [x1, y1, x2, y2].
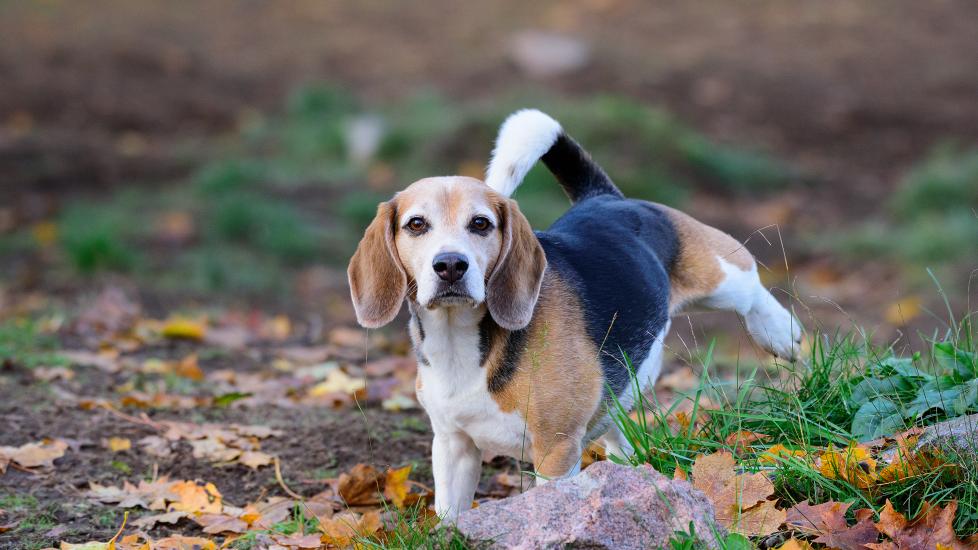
[485, 109, 562, 197]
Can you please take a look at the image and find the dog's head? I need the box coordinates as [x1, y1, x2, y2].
[348, 176, 546, 330]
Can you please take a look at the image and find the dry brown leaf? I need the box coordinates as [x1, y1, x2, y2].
[785, 500, 851, 535]
[724, 430, 770, 454]
[0, 438, 68, 470]
[271, 533, 322, 548]
[338, 463, 385, 506]
[736, 500, 787, 538]
[238, 450, 274, 469]
[86, 478, 178, 510]
[868, 500, 971, 550]
[130, 510, 187, 529]
[692, 451, 783, 536]
[33, 366, 75, 382]
[194, 512, 248, 534]
[152, 535, 217, 550]
[814, 508, 881, 550]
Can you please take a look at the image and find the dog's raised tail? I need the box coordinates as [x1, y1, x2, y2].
[485, 109, 623, 202]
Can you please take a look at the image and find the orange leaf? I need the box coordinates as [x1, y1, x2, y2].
[174, 354, 204, 381]
[869, 500, 971, 550]
[169, 480, 222, 514]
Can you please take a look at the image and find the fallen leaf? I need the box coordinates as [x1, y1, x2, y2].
[869, 500, 971, 550]
[815, 508, 881, 550]
[338, 463, 384, 506]
[238, 450, 274, 469]
[152, 535, 217, 550]
[786, 500, 851, 535]
[174, 354, 204, 381]
[759, 444, 808, 465]
[776, 538, 815, 550]
[271, 533, 322, 548]
[383, 464, 412, 508]
[692, 451, 784, 536]
[60, 350, 120, 372]
[130, 510, 187, 529]
[161, 318, 206, 341]
[194, 512, 248, 534]
[169, 480, 223, 513]
[318, 511, 382, 547]
[308, 368, 367, 397]
[819, 444, 878, 489]
[106, 437, 131, 452]
[0, 438, 68, 470]
[33, 366, 75, 382]
[724, 430, 770, 454]
[736, 500, 787, 538]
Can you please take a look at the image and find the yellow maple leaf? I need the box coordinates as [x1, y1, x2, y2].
[819, 444, 877, 489]
[759, 444, 807, 465]
[383, 464, 413, 508]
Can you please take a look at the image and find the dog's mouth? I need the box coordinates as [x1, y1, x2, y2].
[426, 287, 478, 308]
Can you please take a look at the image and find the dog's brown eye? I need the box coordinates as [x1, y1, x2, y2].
[469, 216, 492, 233]
[405, 217, 428, 234]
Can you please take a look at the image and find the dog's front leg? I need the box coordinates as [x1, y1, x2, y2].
[432, 430, 481, 523]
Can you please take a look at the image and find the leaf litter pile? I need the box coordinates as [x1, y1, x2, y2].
[2, 288, 978, 549]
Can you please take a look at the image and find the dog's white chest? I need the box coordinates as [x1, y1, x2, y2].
[412, 309, 530, 460]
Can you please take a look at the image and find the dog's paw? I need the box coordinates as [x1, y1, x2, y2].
[745, 294, 803, 361]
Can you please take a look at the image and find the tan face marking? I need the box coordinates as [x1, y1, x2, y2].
[392, 177, 505, 309]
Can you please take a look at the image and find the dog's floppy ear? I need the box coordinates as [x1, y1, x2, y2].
[486, 198, 547, 330]
[348, 201, 407, 328]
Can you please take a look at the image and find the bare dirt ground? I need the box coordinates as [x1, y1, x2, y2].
[2, 1, 978, 547]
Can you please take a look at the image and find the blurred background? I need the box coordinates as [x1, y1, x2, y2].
[1, 0, 976, 357]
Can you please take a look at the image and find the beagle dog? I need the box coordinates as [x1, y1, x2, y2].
[348, 109, 802, 521]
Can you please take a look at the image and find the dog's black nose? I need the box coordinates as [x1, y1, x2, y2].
[432, 253, 469, 283]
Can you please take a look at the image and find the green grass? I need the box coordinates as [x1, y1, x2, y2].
[17, 83, 798, 293]
[609, 312, 978, 544]
[0, 318, 66, 369]
[827, 145, 978, 271]
[353, 503, 476, 550]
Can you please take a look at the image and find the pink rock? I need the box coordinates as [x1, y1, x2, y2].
[457, 461, 725, 549]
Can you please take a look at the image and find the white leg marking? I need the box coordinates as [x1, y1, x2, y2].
[432, 431, 482, 523]
[702, 258, 803, 361]
[600, 423, 635, 460]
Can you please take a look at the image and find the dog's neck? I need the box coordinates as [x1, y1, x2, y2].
[409, 300, 488, 388]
